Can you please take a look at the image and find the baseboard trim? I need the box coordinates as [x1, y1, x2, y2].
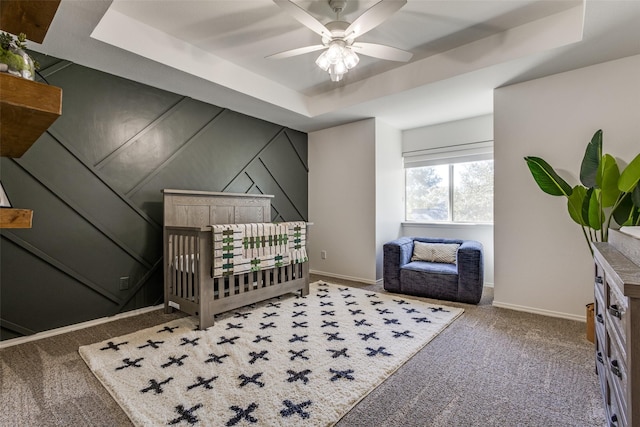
[309, 270, 377, 285]
[0, 305, 164, 349]
[492, 300, 586, 322]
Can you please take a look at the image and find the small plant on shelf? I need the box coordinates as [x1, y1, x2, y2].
[0, 32, 39, 80]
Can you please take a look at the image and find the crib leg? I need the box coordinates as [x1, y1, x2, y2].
[164, 302, 174, 314]
[199, 312, 214, 330]
[300, 263, 310, 297]
[300, 285, 310, 297]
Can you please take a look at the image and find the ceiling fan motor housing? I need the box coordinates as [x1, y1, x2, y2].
[329, 0, 348, 14]
[322, 21, 353, 45]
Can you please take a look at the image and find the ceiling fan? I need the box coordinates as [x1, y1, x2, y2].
[268, 0, 413, 82]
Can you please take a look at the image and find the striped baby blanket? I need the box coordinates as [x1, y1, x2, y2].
[211, 222, 307, 278]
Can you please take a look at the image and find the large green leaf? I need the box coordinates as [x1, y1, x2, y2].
[619, 153, 640, 193]
[524, 156, 573, 197]
[597, 154, 621, 207]
[613, 193, 633, 226]
[567, 186, 587, 225]
[580, 129, 602, 187]
[583, 188, 602, 230]
[629, 185, 640, 226]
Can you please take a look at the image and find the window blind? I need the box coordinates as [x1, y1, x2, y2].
[403, 140, 493, 168]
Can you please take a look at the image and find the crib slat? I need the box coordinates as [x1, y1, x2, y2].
[194, 234, 199, 303]
[178, 235, 184, 299]
[166, 234, 174, 299]
[172, 234, 179, 298]
[187, 234, 194, 300]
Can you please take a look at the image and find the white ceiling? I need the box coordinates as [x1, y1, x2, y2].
[31, 0, 640, 132]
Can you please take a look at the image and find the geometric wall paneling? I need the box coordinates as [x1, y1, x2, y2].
[237, 160, 303, 222]
[222, 128, 308, 222]
[44, 63, 185, 166]
[128, 110, 288, 215]
[0, 159, 150, 297]
[224, 172, 256, 195]
[0, 55, 307, 341]
[257, 130, 308, 220]
[0, 233, 124, 335]
[14, 134, 162, 266]
[284, 128, 309, 170]
[96, 98, 224, 196]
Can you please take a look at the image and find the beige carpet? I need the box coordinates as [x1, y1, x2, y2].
[78, 281, 462, 426]
[0, 275, 604, 426]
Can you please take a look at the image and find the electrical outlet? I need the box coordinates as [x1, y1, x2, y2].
[321, 250, 327, 260]
[119, 276, 130, 290]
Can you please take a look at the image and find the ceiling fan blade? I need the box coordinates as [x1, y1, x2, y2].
[345, 0, 407, 38]
[273, 0, 331, 38]
[351, 42, 413, 62]
[266, 45, 327, 59]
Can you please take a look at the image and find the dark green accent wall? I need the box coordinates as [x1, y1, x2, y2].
[0, 54, 308, 340]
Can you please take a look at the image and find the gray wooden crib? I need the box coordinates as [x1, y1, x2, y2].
[163, 189, 309, 329]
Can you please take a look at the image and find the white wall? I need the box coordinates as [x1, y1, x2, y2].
[308, 119, 377, 283]
[308, 118, 404, 284]
[494, 54, 640, 321]
[375, 120, 404, 280]
[401, 114, 495, 286]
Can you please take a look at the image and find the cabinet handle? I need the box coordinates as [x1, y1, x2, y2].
[608, 305, 622, 319]
[610, 360, 622, 379]
[596, 314, 604, 324]
[596, 276, 603, 284]
[597, 352, 604, 364]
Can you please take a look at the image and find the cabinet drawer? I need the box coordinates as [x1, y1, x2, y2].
[605, 276, 628, 355]
[609, 393, 626, 427]
[595, 263, 605, 296]
[595, 348, 609, 405]
[595, 283, 606, 334]
[609, 335, 628, 425]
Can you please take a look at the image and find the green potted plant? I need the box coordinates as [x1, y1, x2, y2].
[0, 32, 38, 80]
[524, 129, 640, 254]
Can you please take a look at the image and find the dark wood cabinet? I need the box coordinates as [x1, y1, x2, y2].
[593, 229, 640, 427]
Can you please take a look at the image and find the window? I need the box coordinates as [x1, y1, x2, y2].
[405, 159, 494, 223]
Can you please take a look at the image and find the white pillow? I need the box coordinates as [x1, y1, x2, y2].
[411, 242, 459, 264]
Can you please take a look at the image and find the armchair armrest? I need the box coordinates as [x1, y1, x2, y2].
[383, 237, 414, 292]
[456, 240, 484, 304]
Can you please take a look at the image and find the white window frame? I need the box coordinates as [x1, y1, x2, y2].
[403, 141, 494, 224]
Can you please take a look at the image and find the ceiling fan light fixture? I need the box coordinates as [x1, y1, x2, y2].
[272, 0, 411, 83]
[316, 41, 359, 81]
[343, 48, 359, 69]
[329, 69, 343, 82]
[326, 42, 344, 63]
[315, 51, 331, 71]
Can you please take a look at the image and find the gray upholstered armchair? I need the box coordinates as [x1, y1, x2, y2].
[383, 237, 484, 304]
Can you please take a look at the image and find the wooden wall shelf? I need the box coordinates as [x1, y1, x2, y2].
[0, 0, 62, 229]
[0, 73, 62, 158]
[0, 0, 61, 44]
[0, 209, 33, 228]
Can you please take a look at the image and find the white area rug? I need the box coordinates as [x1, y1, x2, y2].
[79, 281, 463, 426]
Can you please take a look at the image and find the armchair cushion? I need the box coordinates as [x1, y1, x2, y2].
[410, 241, 459, 264]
